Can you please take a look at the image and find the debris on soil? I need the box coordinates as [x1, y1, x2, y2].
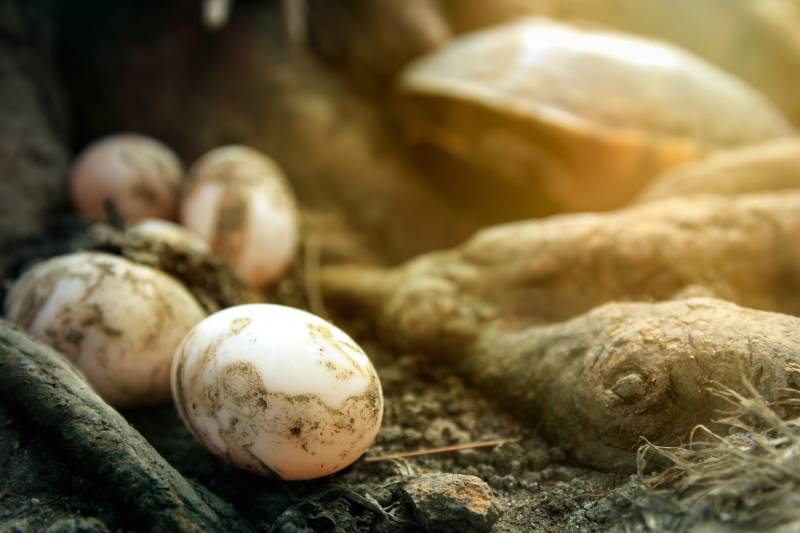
[634, 381, 800, 531]
[398, 472, 498, 532]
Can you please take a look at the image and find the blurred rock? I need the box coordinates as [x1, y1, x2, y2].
[440, 0, 800, 128]
[399, 18, 793, 217]
[549, 0, 800, 128]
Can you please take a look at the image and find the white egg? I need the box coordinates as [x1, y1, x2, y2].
[70, 133, 183, 223]
[128, 218, 211, 254]
[179, 145, 299, 288]
[4, 252, 206, 407]
[171, 304, 383, 480]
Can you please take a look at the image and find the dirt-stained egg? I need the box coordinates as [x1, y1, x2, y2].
[179, 145, 299, 289]
[171, 304, 383, 480]
[128, 218, 211, 254]
[4, 252, 206, 407]
[69, 133, 183, 223]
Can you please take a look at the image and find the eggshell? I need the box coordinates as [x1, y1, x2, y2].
[4, 252, 206, 407]
[70, 133, 182, 223]
[179, 146, 299, 288]
[171, 304, 383, 480]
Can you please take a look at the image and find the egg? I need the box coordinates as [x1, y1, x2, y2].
[128, 218, 211, 254]
[179, 145, 299, 288]
[171, 304, 383, 480]
[4, 252, 206, 407]
[70, 133, 182, 223]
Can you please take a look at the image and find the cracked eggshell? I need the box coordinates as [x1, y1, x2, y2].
[4, 252, 206, 407]
[70, 133, 183, 223]
[171, 304, 383, 480]
[179, 145, 299, 289]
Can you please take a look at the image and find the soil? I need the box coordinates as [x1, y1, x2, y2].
[0, 280, 655, 531]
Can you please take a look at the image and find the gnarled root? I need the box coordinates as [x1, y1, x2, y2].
[322, 193, 800, 470]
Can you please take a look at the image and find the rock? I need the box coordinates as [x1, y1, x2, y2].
[399, 473, 498, 532]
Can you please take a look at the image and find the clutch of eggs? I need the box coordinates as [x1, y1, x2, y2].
[171, 304, 383, 480]
[4, 252, 206, 407]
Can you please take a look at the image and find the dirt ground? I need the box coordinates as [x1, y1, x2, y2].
[0, 233, 703, 533]
[5, 216, 782, 532]
[0, 326, 643, 532]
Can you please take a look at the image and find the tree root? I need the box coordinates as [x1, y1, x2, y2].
[321, 193, 800, 470]
[638, 138, 800, 203]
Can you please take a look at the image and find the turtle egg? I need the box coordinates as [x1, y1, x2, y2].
[128, 218, 211, 254]
[171, 304, 383, 480]
[4, 252, 206, 407]
[179, 145, 299, 288]
[70, 133, 182, 223]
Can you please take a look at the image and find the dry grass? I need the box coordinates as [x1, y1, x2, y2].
[635, 371, 800, 530]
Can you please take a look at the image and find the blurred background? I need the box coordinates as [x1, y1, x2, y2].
[7, 0, 800, 267]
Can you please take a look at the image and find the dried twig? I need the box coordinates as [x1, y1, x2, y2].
[365, 437, 519, 463]
[303, 233, 330, 319]
[636, 375, 800, 529]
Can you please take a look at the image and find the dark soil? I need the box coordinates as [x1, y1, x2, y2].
[0, 317, 653, 532]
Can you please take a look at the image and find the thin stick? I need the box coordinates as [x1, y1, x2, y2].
[304, 234, 330, 319]
[365, 437, 519, 463]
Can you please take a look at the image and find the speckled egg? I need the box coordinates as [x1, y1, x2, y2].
[171, 304, 383, 480]
[69, 133, 183, 223]
[179, 146, 299, 288]
[4, 252, 206, 407]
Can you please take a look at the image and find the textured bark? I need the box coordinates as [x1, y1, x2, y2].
[637, 139, 800, 203]
[0, 320, 251, 532]
[321, 193, 800, 469]
[468, 299, 800, 471]
[325, 193, 800, 351]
